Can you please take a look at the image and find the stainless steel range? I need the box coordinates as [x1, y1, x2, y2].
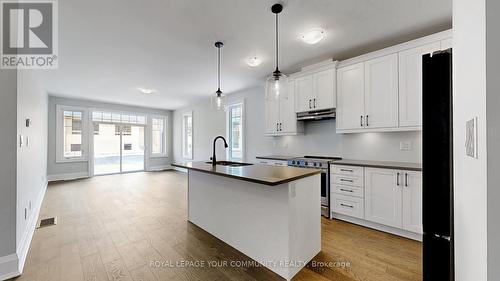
[288, 156, 342, 217]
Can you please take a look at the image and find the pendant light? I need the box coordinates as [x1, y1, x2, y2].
[211, 41, 227, 111]
[267, 3, 288, 100]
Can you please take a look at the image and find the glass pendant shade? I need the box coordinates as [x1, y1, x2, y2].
[211, 90, 227, 111]
[266, 72, 288, 100]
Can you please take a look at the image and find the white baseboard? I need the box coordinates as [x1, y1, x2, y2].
[173, 167, 187, 173]
[47, 172, 89, 182]
[16, 181, 47, 274]
[331, 213, 422, 241]
[0, 254, 19, 281]
[148, 165, 174, 172]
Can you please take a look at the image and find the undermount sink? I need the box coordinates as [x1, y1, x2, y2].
[206, 161, 254, 167]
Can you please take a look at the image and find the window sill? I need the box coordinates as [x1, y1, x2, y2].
[151, 155, 168, 159]
[56, 158, 88, 164]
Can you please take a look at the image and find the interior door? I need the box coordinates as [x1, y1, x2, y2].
[399, 42, 441, 127]
[121, 125, 145, 172]
[364, 53, 399, 128]
[312, 69, 335, 110]
[336, 62, 365, 130]
[294, 75, 314, 112]
[364, 167, 403, 228]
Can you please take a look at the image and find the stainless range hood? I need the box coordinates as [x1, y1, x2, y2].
[296, 108, 336, 121]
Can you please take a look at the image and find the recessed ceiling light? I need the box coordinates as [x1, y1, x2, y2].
[139, 88, 155, 94]
[246, 56, 262, 67]
[300, 28, 326, 45]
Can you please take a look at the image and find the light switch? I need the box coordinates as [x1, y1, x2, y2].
[19, 134, 24, 147]
[400, 141, 412, 151]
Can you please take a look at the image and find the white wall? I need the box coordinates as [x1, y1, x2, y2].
[47, 96, 173, 178]
[16, 71, 49, 273]
[485, 0, 500, 279]
[0, 70, 17, 264]
[173, 85, 422, 164]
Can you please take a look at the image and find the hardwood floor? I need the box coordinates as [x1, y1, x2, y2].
[13, 171, 422, 281]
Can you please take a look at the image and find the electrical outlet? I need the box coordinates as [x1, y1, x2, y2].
[400, 141, 412, 151]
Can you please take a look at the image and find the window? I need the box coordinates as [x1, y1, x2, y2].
[182, 112, 193, 159]
[56, 105, 88, 162]
[227, 102, 244, 161]
[151, 116, 167, 157]
[92, 111, 146, 125]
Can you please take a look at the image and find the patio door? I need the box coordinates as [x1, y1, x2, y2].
[93, 123, 145, 175]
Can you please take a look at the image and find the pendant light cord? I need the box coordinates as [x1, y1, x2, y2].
[275, 13, 279, 73]
[217, 46, 221, 91]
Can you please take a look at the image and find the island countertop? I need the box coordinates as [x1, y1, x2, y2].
[172, 161, 322, 186]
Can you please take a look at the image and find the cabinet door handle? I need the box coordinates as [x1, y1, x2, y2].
[276, 123, 279, 132]
[340, 188, 354, 193]
[405, 173, 409, 187]
[279, 123, 282, 131]
[396, 172, 400, 186]
[313, 98, 317, 108]
[340, 178, 354, 183]
[360, 116, 364, 127]
[340, 169, 354, 172]
[340, 203, 354, 208]
[309, 99, 312, 109]
[366, 115, 369, 126]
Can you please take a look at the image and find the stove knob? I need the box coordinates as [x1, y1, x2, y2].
[305, 161, 308, 166]
[291, 161, 295, 165]
[318, 163, 322, 167]
[313, 163, 317, 167]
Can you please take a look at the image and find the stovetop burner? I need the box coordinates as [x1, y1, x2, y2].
[287, 156, 342, 169]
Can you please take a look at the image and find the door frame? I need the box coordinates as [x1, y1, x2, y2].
[88, 109, 149, 177]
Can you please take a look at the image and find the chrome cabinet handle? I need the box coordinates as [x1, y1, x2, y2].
[366, 115, 369, 126]
[360, 116, 364, 127]
[397, 172, 400, 186]
[340, 188, 354, 193]
[340, 203, 354, 208]
[405, 173, 409, 187]
[340, 179, 354, 183]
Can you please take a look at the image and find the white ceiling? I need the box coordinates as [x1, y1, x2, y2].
[40, 0, 451, 110]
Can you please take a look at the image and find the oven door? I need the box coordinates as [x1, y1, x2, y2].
[320, 169, 329, 217]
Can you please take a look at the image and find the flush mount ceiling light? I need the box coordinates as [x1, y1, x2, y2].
[246, 56, 262, 67]
[300, 28, 326, 45]
[267, 3, 288, 100]
[211, 41, 227, 111]
[139, 88, 155, 94]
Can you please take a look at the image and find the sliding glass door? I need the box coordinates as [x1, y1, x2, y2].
[93, 123, 145, 175]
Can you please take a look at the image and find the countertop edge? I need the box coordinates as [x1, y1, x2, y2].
[330, 161, 422, 171]
[172, 163, 322, 186]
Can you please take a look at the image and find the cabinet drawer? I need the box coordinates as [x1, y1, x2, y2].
[332, 184, 364, 198]
[331, 194, 365, 219]
[330, 165, 363, 177]
[331, 174, 363, 187]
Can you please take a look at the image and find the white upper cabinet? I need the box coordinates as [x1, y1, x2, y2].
[265, 80, 302, 136]
[399, 42, 441, 127]
[294, 62, 337, 113]
[364, 168, 403, 228]
[294, 75, 314, 113]
[313, 68, 336, 110]
[364, 54, 399, 129]
[402, 171, 423, 234]
[336, 62, 365, 130]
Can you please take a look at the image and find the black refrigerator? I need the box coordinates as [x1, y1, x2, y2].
[422, 49, 454, 281]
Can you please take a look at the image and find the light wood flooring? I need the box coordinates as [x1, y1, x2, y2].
[12, 171, 422, 281]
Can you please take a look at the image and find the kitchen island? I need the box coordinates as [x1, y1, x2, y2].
[172, 161, 322, 280]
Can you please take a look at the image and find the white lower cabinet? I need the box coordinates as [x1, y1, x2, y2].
[257, 159, 287, 167]
[331, 164, 423, 239]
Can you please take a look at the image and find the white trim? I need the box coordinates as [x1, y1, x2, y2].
[181, 111, 194, 160]
[17, 181, 47, 274]
[0, 254, 19, 281]
[148, 165, 173, 172]
[331, 213, 422, 241]
[338, 29, 452, 68]
[150, 115, 168, 158]
[47, 172, 89, 182]
[226, 100, 245, 162]
[55, 104, 89, 163]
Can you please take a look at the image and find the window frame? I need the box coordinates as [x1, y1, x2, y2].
[56, 104, 89, 163]
[181, 111, 193, 160]
[226, 100, 245, 162]
[150, 115, 168, 158]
